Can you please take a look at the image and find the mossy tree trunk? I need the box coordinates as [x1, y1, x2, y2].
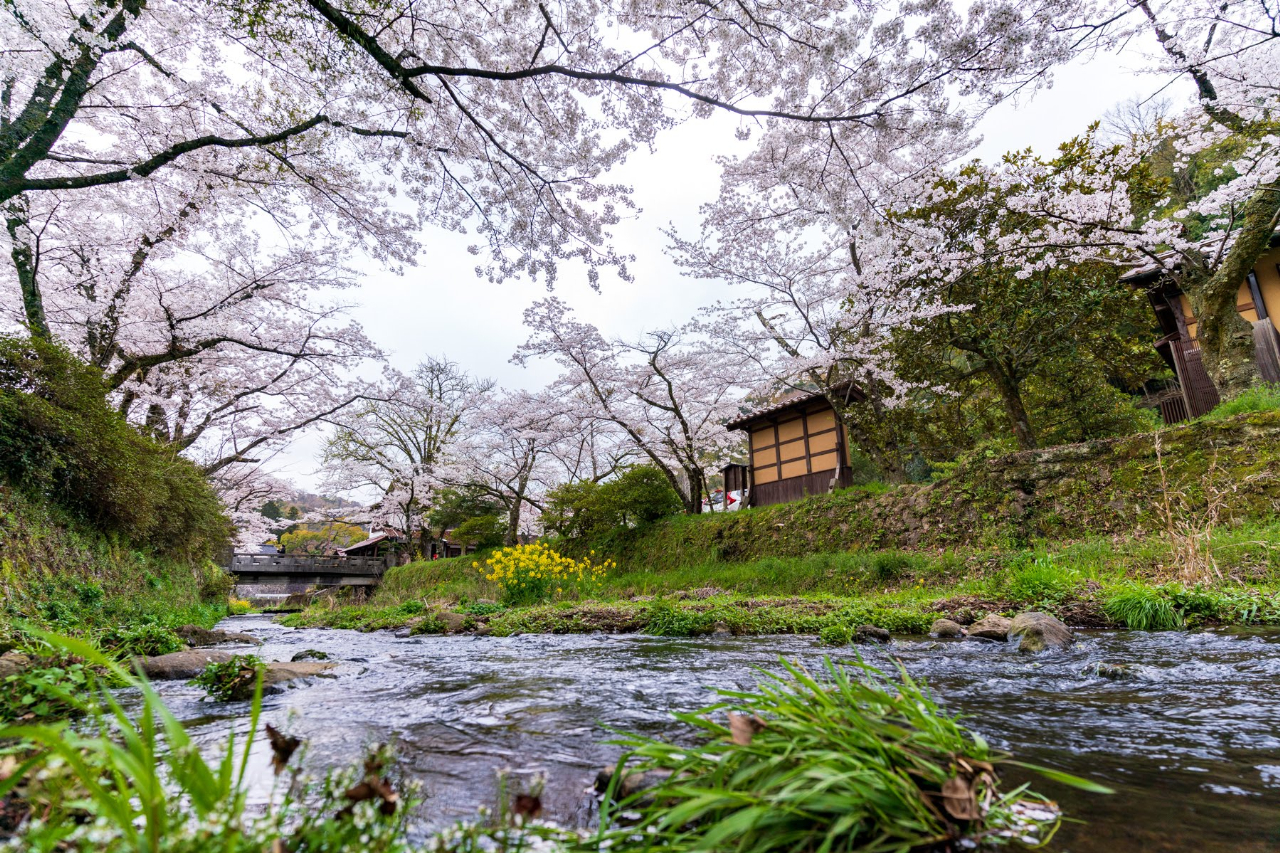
[1185, 181, 1280, 399]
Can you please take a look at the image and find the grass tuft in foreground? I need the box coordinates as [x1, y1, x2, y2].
[608, 657, 1107, 853]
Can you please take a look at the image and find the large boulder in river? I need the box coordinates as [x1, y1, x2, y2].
[930, 619, 966, 638]
[175, 625, 262, 647]
[137, 650, 234, 680]
[967, 614, 1012, 642]
[1010, 612, 1073, 653]
[436, 611, 467, 634]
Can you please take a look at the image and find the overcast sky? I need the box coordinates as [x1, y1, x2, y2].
[272, 39, 1194, 493]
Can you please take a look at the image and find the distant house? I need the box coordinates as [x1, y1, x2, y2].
[1125, 239, 1280, 422]
[338, 527, 403, 560]
[725, 382, 862, 508]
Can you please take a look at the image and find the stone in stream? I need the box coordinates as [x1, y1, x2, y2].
[0, 651, 32, 679]
[853, 625, 891, 645]
[260, 661, 336, 692]
[595, 764, 673, 803]
[290, 649, 330, 662]
[966, 614, 1012, 642]
[1010, 612, 1073, 653]
[930, 618, 966, 638]
[175, 625, 262, 647]
[436, 611, 467, 634]
[137, 650, 234, 680]
[1084, 661, 1133, 680]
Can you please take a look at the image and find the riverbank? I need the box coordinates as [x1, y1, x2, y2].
[278, 518, 1280, 636]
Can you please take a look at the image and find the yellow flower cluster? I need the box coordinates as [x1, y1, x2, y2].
[473, 543, 613, 605]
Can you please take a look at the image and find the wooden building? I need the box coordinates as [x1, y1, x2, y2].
[725, 383, 862, 508]
[1127, 241, 1280, 422]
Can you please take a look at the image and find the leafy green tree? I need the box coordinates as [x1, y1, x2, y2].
[543, 465, 683, 540]
[278, 523, 367, 555]
[261, 500, 283, 520]
[894, 140, 1164, 450]
[450, 515, 506, 550]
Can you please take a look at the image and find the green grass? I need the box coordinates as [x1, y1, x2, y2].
[1202, 382, 1280, 420]
[282, 519, 1280, 637]
[608, 657, 1106, 853]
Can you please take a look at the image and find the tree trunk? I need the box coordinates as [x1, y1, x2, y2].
[987, 363, 1036, 450]
[5, 199, 49, 338]
[1186, 181, 1280, 399]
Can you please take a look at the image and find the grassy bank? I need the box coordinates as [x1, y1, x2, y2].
[0, 487, 230, 644]
[279, 517, 1280, 636]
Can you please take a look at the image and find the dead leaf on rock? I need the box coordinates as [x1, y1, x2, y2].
[514, 793, 542, 818]
[728, 712, 767, 746]
[265, 725, 300, 776]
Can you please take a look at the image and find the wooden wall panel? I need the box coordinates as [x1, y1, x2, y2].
[809, 450, 838, 472]
[777, 418, 805, 443]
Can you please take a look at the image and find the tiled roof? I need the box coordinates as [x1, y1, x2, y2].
[726, 380, 860, 430]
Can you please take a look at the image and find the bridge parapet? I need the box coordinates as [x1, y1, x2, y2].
[228, 553, 388, 587]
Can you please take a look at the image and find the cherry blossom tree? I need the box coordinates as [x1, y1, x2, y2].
[321, 358, 492, 554]
[916, 0, 1280, 396]
[516, 297, 752, 513]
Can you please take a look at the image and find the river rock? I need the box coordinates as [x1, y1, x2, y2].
[261, 661, 336, 691]
[175, 625, 262, 647]
[930, 619, 966, 638]
[1085, 661, 1132, 680]
[853, 625, 891, 644]
[967, 614, 1012, 642]
[1010, 612, 1073, 653]
[290, 649, 330, 662]
[0, 651, 32, 679]
[436, 611, 467, 634]
[595, 764, 673, 802]
[475, 623, 492, 636]
[710, 621, 733, 638]
[137, 650, 234, 680]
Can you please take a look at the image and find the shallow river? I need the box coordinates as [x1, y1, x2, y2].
[147, 616, 1280, 852]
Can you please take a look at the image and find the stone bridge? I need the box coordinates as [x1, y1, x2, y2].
[227, 553, 387, 589]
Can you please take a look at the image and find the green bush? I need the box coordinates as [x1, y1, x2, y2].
[190, 654, 266, 701]
[451, 514, 506, 549]
[0, 335, 230, 561]
[1203, 382, 1280, 421]
[99, 623, 185, 658]
[645, 599, 713, 636]
[1102, 584, 1182, 631]
[543, 465, 682, 540]
[0, 659, 96, 723]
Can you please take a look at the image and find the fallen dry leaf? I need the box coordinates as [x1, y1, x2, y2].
[728, 712, 767, 746]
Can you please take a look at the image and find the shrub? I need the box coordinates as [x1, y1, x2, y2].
[0, 334, 231, 561]
[451, 514, 506, 549]
[645, 600, 713, 636]
[99, 623, 185, 658]
[0, 660, 95, 723]
[475, 542, 613, 606]
[190, 654, 266, 701]
[228, 597, 253, 615]
[542, 465, 682, 539]
[608, 658, 1107, 853]
[1102, 584, 1182, 631]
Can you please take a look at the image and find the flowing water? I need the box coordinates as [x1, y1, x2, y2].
[147, 616, 1280, 852]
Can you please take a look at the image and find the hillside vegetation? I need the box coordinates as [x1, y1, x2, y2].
[283, 412, 1280, 637]
[0, 335, 233, 643]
